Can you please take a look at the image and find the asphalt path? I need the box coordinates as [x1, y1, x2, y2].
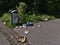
[14, 19, 60, 45]
[0, 32, 10, 45]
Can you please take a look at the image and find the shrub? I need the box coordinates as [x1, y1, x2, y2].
[16, 2, 27, 23]
[49, 16, 55, 20]
[23, 14, 55, 23]
[37, 14, 55, 21]
[40, 15, 50, 21]
[0, 13, 15, 28]
[1, 13, 11, 22]
[19, 2, 27, 13]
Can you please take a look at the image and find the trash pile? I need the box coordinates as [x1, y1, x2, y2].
[18, 36, 27, 43]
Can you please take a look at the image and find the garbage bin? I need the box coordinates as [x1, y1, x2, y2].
[11, 10, 19, 25]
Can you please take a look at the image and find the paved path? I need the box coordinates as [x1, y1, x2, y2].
[0, 32, 10, 45]
[0, 21, 23, 45]
[14, 19, 60, 45]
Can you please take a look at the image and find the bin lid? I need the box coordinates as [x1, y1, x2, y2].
[11, 10, 17, 13]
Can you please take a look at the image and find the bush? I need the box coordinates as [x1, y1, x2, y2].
[49, 16, 55, 20]
[39, 15, 50, 21]
[19, 2, 27, 13]
[1, 13, 11, 22]
[25, 14, 55, 22]
[16, 2, 27, 23]
[0, 13, 15, 28]
[37, 14, 55, 21]
[1, 13, 55, 23]
[25, 15, 38, 23]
